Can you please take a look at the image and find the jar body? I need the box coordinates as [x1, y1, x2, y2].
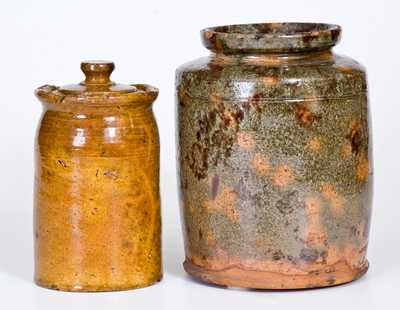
[176, 50, 372, 289]
[34, 103, 161, 291]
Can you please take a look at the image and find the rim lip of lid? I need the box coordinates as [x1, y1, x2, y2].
[57, 82, 138, 95]
[35, 83, 159, 106]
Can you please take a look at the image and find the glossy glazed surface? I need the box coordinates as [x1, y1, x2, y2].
[34, 62, 161, 291]
[176, 23, 372, 289]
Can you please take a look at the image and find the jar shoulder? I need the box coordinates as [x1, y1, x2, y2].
[176, 53, 367, 101]
[334, 53, 366, 74]
[177, 53, 366, 78]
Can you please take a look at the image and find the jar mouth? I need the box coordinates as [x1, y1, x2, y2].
[201, 22, 341, 54]
[35, 84, 158, 107]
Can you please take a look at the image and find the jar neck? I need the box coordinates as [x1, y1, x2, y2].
[210, 49, 334, 65]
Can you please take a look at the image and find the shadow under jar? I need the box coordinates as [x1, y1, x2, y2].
[34, 61, 161, 291]
[176, 23, 373, 289]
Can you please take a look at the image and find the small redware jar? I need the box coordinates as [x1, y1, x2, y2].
[34, 61, 162, 291]
[176, 23, 373, 289]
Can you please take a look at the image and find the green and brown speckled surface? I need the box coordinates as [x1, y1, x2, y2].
[176, 23, 372, 289]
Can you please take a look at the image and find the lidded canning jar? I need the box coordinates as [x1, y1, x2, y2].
[34, 61, 161, 291]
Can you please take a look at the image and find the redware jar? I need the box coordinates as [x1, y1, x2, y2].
[176, 23, 372, 289]
[34, 61, 161, 291]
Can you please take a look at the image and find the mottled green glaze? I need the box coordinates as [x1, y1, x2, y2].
[176, 23, 372, 289]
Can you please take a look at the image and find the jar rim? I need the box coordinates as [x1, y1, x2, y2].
[201, 22, 341, 54]
[35, 84, 158, 107]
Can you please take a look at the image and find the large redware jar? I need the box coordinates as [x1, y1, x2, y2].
[34, 61, 161, 291]
[176, 23, 372, 289]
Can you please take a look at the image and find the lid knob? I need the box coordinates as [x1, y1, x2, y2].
[81, 61, 115, 85]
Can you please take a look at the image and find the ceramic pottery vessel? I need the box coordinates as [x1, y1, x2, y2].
[34, 61, 161, 291]
[176, 23, 372, 289]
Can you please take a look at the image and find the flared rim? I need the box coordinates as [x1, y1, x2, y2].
[201, 22, 341, 54]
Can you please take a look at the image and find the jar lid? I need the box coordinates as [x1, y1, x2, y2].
[36, 61, 158, 106]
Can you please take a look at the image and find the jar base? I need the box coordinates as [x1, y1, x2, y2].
[183, 259, 368, 290]
[34, 276, 162, 292]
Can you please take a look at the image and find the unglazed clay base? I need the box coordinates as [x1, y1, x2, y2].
[184, 259, 368, 290]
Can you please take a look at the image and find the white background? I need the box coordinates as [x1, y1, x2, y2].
[0, 0, 397, 309]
